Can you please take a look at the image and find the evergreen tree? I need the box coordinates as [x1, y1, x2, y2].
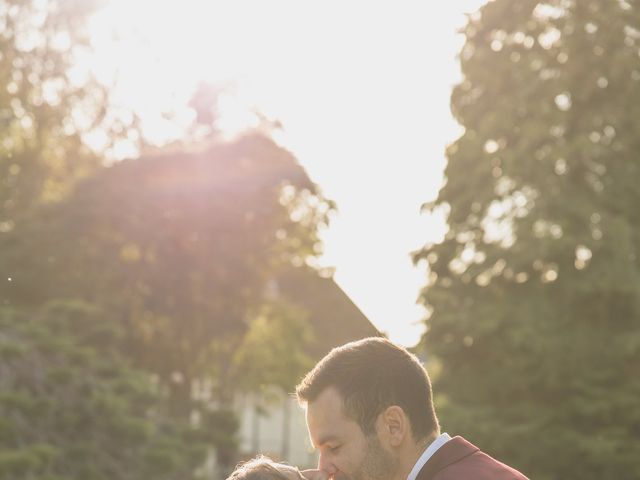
[414, 1, 640, 478]
[0, 301, 207, 480]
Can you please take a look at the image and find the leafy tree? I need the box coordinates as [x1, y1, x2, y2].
[0, 300, 207, 480]
[414, 1, 640, 478]
[234, 296, 314, 394]
[1, 132, 332, 418]
[0, 0, 329, 473]
[0, 0, 130, 228]
[231, 295, 314, 464]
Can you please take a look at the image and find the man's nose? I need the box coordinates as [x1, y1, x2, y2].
[318, 452, 337, 475]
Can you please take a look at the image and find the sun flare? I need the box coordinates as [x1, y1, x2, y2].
[88, 0, 487, 346]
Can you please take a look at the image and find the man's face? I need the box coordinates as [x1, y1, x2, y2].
[306, 387, 398, 480]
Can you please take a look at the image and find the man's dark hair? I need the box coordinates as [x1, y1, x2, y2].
[296, 337, 439, 441]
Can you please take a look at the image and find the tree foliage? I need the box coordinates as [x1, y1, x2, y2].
[1, 132, 332, 417]
[415, 1, 640, 478]
[0, 301, 207, 480]
[233, 296, 314, 394]
[0, 0, 127, 227]
[0, 0, 331, 474]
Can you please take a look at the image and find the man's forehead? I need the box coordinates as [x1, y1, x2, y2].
[307, 387, 345, 420]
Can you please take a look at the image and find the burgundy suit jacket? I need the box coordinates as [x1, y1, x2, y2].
[416, 436, 528, 480]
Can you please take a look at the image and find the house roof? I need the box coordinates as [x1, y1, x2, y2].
[276, 266, 382, 361]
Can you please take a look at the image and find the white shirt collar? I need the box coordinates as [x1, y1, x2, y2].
[406, 433, 452, 480]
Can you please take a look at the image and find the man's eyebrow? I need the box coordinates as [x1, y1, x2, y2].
[317, 434, 340, 447]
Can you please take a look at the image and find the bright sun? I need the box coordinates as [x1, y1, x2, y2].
[88, 0, 487, 347]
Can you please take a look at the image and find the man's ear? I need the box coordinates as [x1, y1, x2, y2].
[378, 405, 408, 447]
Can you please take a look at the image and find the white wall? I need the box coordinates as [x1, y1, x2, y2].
[235, 390, 318, 469]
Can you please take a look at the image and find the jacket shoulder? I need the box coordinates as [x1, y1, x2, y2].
[418, 437, 528, 480]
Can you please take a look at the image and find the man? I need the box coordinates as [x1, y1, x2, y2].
[296, 337, 528, 480]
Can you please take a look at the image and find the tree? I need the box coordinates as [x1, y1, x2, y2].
[234, 297, 313, 394]
[414, 1, 640, 478]
[0, 301, 207, 480]
[0, 132, 332, 418]
[0, 0, 130, 228]
[232, 296, 314, 462]
[0, 0, 330, 473]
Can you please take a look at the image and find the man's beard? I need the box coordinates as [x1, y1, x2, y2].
[348, 434, 399, 480]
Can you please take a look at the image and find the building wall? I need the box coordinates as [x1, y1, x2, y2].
[235, 390, 318, 469]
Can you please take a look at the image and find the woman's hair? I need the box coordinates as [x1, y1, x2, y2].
[227, 455, 300, 480]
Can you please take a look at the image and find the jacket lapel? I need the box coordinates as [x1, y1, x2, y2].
[416, 436, 479, 480]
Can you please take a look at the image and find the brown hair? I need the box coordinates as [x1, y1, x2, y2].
[227, 456, 300, 480]
[296, 337, 439, 441]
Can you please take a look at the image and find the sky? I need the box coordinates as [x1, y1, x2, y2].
[89, 0, 488, 347]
